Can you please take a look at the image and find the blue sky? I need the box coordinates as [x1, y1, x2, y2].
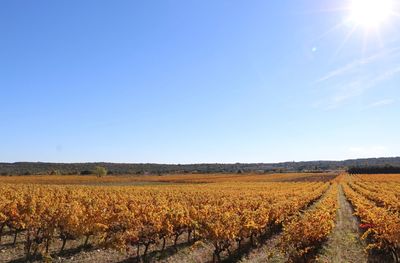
[1, 0, 400, 163]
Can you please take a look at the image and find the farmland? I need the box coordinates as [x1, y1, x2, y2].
[0, 173, 399, 262]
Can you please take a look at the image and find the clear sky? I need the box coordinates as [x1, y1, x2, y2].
[1, 0, 400, 163]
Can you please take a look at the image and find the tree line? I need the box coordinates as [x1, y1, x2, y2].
[1, 157, 400, 176]
[347, 165, 400, 174]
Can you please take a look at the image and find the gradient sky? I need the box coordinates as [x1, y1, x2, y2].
[1, 0, 400, 163]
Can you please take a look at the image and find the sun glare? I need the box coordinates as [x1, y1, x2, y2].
[349, 0, 393, 28]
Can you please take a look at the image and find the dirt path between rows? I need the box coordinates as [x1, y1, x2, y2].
[316, 184, 367, 263]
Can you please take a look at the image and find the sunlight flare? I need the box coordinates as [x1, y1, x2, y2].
[349, 0, 394, 28]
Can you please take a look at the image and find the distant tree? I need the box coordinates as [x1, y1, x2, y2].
[94, 166, 107, 178]
[50, 169, 61, 175]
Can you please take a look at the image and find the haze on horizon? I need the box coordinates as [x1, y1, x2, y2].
[1, 0, 400, 164]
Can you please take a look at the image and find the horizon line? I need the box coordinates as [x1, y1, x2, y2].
[2, 156, 399, 165]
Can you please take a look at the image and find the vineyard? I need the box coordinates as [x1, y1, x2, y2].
[0, 173, 399, 262]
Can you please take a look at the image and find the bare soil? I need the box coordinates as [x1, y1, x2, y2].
[0, 230, 202, 263]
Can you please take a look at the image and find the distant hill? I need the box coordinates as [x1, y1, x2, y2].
[1, 157, 400, 175]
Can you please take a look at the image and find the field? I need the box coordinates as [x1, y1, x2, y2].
[0, 173, 399, 263]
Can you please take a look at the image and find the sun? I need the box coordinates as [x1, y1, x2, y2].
[349, 0, 394, 28]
